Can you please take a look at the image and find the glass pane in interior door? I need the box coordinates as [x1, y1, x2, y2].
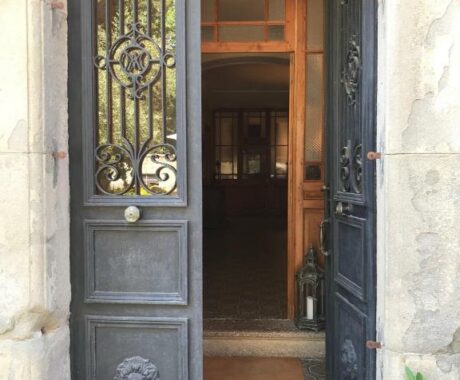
[94, 0, 178, 196]
[269, 0, 285, 20]
[307, 0, 324, 50]
[218, 0, 265, 21]
[305, 54, 324, 163]
[202, 0, 215, 22]
[268, 25, 285, 41]
[219, 26, 266, 42]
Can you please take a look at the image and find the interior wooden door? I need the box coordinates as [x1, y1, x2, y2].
[325, 0, 377, 378]
[68, 0, 202, 378]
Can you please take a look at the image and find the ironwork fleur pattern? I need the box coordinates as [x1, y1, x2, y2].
[114, 356, 160, 380]
[341, 35, 361, 106]
[94, 21, 176, 100]
[339, 140, 362, 194]
[93, 0, 178, 196]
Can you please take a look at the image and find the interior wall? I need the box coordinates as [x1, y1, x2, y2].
[377, 0, 460, 378]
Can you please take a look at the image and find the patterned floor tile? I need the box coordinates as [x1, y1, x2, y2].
[204, 217, 287, 319]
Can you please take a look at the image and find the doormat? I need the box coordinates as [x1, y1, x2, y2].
[204, 357, 304, 380]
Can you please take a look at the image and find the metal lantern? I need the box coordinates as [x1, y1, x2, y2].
[296, 246, 325, 331]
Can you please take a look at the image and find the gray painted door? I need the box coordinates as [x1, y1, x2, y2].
[68, 0, 202, 379]
[325, 0, 377, 379]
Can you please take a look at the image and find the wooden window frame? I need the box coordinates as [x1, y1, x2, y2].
[201, 0, 295, 53]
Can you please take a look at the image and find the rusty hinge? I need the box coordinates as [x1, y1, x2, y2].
[366, 340, 382, 350]
[367, 151, 382, 161]
[52, 151, 67, 159]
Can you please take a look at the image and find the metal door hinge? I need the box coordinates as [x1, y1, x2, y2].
[367, 151, 381, 160]
[366, 340, 382, 350]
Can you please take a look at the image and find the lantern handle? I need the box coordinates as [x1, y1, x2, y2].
[320, 219, 330, 257]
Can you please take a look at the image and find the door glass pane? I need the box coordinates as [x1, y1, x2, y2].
[202, 26, 215, 42]
[218, 0, 265, 21]
[220, 118, 233, 145]
[245, 153, 262, 174]
[269, 0, 285, 20]
[94, 0, 178, 196]
[275, 146, 288, 175]
[220, 147, 233, 174]
[307, 0, 324, 50]
[305, 54, 324, 163]
[202, 0, 215, 22]
[219, 25, 265, 42]
[268, 25, 285, 41]
[275, 116, 288, 145]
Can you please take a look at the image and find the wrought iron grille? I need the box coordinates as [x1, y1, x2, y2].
[93, 0, 178, 196]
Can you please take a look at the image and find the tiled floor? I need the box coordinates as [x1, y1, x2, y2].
[203, 217, 326, 380]
[204, 217, 287, 319]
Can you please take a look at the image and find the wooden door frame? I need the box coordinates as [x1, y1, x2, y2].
[201, 0, 307, 320]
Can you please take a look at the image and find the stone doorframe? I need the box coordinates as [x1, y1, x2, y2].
[0, 0, 459, 379]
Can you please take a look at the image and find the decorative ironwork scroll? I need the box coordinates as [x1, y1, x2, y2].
[339, 140, 362, 194]
[341, 35, 361, 106]
[114, 356, 160, 380]
[93, 0, 178, 196]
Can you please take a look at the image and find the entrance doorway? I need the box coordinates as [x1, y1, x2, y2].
[67, 0, 378, 378]
[202, 55, 290, 321]
[201, 0, 328, 378]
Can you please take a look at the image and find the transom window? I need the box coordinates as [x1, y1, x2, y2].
[201, 0, 287, 43]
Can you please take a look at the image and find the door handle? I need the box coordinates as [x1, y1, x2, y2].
[124, 206, 141, 223]
[320, 219, 330, 257]
[335, 201, 353, 217]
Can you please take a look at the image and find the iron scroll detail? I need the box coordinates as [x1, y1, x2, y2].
[94, 21, 175, 100]
[341, 36, 361, 106]
[114, 356, 160, 380]
[95, 143, 177, 195]
[339, 140, 362, 194]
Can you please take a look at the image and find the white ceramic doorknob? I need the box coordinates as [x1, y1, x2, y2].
[124, 206, 141, 223]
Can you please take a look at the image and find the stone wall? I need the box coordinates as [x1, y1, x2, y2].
[0, 0, 70, 379]
[377, 0, 460, 378]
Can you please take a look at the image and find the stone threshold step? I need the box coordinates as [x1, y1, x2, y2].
[204, 319, 325, 359]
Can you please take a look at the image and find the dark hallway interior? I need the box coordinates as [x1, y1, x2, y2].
[204, 216, 287, 319]
[202, 54, 290, 322]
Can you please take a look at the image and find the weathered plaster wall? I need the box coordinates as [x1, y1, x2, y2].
[0, 0, 70, 379]
[377, 0, 460, 378]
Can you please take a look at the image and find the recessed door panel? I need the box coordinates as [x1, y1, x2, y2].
[334, 216, 366, 301]
[87, 316, 188, 380]
[85, 220, 188, 304]
[333, 293, 368, 380]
